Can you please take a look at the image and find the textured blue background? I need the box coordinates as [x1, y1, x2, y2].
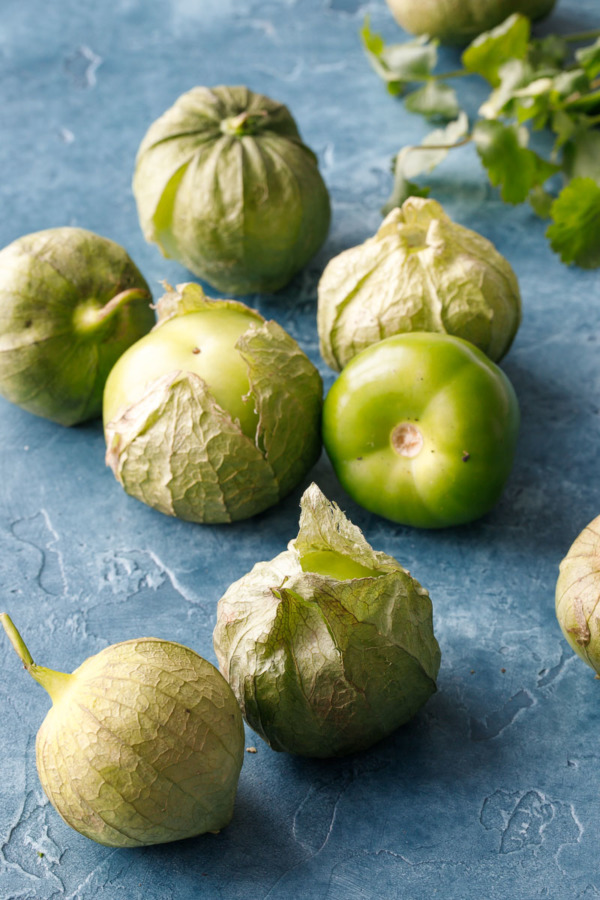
[1, 0, 600, 897]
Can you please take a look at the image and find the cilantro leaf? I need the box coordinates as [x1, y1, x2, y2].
[562, 129, 600, 183]
[383, 113, 470, 214]
[473, 120, 559, 203]
[361, 18, 437, 94]
[462, 14, 530, 87]
[576, 37, 600, 81]
[547, 178, 600, 268]
[382, 171, 430, 215]
[528, 34, 568, 71]
[552, 109, 579, 149]
[528, 185, 554, 219]
[404, 80, 460, 121]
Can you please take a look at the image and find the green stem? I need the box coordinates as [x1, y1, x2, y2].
[563, 30, 600, 43]
[1, 613, 73, 704]
[430, 69, 470, 80]
[565, 87, 600, 110]
[75, 287, 152, 333]
[1, 613, 33, 666]
[220, 110, 268, 136]
[405, 135, 473, 153]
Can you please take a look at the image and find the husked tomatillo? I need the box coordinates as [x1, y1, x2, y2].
[322, 332, 520, 528]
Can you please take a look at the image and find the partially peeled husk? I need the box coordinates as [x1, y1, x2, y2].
[556, 516, 600, 675]
[104, 283, 323, 524]
[317, 197, 521, 371]
[213, 484, 441, 757]
[0, 615, 245, 847]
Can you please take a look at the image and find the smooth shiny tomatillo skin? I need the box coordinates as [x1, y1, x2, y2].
[103, 306, 262, 437]
[299, 548, 383, 581]
[323, 332, 520, 528]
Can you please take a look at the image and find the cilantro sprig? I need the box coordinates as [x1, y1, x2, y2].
[362, 14, 600, 268]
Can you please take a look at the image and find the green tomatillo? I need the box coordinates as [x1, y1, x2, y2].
[104, 282, 323, 523]
[556, 516, 600, 675]
[0, 228, 154, 425]
[213, 483, 441, 757]
[0, 613, 245, 847]
[133, 85, 331, 294]
[322, 332, 519, 528]
[385, 0, 557, 45]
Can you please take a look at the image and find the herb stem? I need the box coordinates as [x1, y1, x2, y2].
[430, 69, 470, 81]
[406, 135, 473, 152]
[563, 30, 600, 43]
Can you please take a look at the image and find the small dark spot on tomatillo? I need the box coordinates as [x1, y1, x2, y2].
[462, 451, 470, 462]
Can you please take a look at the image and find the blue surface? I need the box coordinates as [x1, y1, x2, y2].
[1, 0, 600, 897]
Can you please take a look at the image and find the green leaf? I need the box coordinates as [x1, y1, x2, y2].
[382, 173, 430, 216]
[404, 80, 460, 121]
[576, 37, 600, 80]
[547, 178, 600, 268]
[403, 113, 471, 178]
[361, 17, 437, 92]
[552, 69, 589, 99]
[528, 185, 554, 219]
[551, 109, 578, 149]
[462, 14, 531, 87]
[479, 59, 534, 119]
[383, 113, 469, 215]
[381, 38, 438, 82]
[473, 120, 559, 204]
[528, 34, 568, 71]
[562, 129, 600, 184]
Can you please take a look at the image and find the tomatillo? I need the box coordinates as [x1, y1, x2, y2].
[322, 333, 519, 528]
[103, 282, 322, 524]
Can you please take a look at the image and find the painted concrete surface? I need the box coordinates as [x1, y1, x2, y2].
[1, 0, 599, 897]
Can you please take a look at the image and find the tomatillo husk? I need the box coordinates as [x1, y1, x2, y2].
[213, 483, 441, 757]
[1, 614, 245, 847]
[133, 85, 331, 294]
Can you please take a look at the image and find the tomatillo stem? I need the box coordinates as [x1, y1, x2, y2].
[1, 612, 72, 703]
[391, 423, 424, 458]
[75, 287, 152, 333]
[220, 110, 268, 136]
[1, 612, 34, 666]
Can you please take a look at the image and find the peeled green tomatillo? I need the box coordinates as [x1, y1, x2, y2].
[0, 227, 154, 425]
[323, 333, 519, 528]
[104, 282, 323, 523]
[133, 85, 331, 294]
[318, 198, 521, 371]
[213, 483, 441, 757]
[556, 516, 600, 674]
[385, 0, 557, 45]
[0, 613, 245, 847]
